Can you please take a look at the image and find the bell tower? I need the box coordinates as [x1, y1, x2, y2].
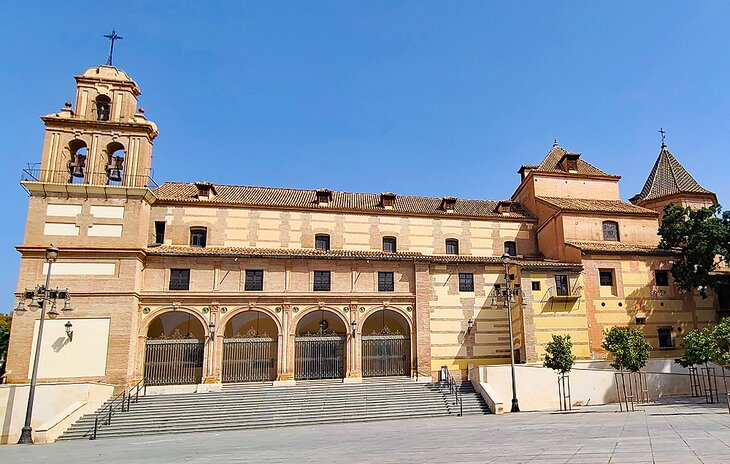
[37, 65, 158, 187]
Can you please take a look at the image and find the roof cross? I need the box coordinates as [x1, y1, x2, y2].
[659, 128, 667, 147]
[103, 30, 123, 66]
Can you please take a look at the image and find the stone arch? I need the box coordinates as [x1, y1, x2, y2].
[143, 307, 208, 339]
[219, 307, 282, 336]
[293, 306, 349, 336]
[360, 308, 412, 378]
[220, 308, 280, 383]
[105, 141, 125, 184]
[293, 306, 348, 380]
[359, 306, 413, 334]
[360, 308, 411, 337]
[67, 139, 88, 183]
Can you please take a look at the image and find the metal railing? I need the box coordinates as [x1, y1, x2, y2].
[21, 167, 158, 190]
[440, 367, 462, 416]
[222, 337, 277, 382]
[87, 379, 146, 440]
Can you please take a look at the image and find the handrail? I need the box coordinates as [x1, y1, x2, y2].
[87, 379, 146, 440]
[440, 367, 462, 417]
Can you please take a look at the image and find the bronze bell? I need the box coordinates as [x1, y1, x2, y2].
[107, 156, 123, 182]
[69, 154, 86, 178]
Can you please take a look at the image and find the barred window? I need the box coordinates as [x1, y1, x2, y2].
[245, 270, 264, 291]
[603, 221, 619, 241]
[383, 237, 397, 253]
[445, 239, 459, 255]
[459, 273, 474, 292]
[504, 241, 517, 257]
[169, 269, 190, 290]
[599, 270, 614, 287]
[190, 228, 207, 248]
[315, 234, 330, 251]
[378, 272, 394, 292]
[313, 271, 331, 291]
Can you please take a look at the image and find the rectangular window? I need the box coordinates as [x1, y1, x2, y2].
[555, 275, 569, 296]
[313, 271, 331, 291]
[504, 241, 517, 257]
[531, 281, 541, 291]
[445, 239, 459, 255]
[190, 228, 207, 248]
[655, 270, 669, 287]
[383, 237, 397, 253]
[244, 270, 264, 291]
[658, 327, 674, 349]
[169, 269, 190, 290]
[315, 235, 330, 251]
[154, 221, 166, 244]
[603, 221, 619, 241]
[599, 270, 614, 287]
[459, 273, 475, 292]
[378, 272, 395, 292]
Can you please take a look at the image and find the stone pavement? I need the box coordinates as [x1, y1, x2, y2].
[1, 398, 729, 463]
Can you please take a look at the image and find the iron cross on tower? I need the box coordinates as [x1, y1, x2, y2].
[659, 127, 667, 147]
[104, 30, 123, 66]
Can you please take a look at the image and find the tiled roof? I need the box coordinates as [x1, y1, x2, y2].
[529, 144, 618, 178]
[145, 245, 581, 270]
[566, 241, 678, 256]
[536, 197, 658, 216]
[153, 183, 535, 219]
[630, 145, 715, 204]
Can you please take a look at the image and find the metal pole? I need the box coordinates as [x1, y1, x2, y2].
[505, 260, 520, 413]
[17, 259, 54, 444]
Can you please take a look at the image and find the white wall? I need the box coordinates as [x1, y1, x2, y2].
[0, 383, 113, 444]
[29, 318, 110, 379]
[480, 359, 729, 411]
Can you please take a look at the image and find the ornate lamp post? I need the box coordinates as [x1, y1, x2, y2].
[491, 252, 521, 412]
[14, 245, 73, 444]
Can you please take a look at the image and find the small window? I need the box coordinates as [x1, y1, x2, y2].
[459, 273, 475, 292]
[383, 237, 397, 253]
[190, 228, 207, 248]
[313, 271, 331, 291]
[599, 270, 614, 287]
[531, 281, 541, 291]
[658, 327, 674, 349]
[635, 317, 646, 325]
[245, 270, 264, 291]
[378, 272, 395, 292]
[603, 221, 619, 241]
[655, 270, 669, 287]
[154, 221, 166, 244]
[315, 234, 330, 251]
[96, 95, 111, 121]
[555, 275, 569, 296]
[445, 239, 459, 255]
[169, 269, 190, 290]
[504, 241, 517, 257]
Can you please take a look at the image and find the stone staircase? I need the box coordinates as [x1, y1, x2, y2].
[59, 378, 490, 440]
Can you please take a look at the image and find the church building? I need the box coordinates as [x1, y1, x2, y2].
[5, 64, 725, 390]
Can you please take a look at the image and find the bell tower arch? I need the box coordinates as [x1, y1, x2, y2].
[37, 65, 158, 187]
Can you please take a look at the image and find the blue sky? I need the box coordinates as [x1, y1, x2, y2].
[1, 1, 729, 312]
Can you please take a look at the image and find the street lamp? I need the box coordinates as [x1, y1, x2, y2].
[15, 245, 73, 444]
[208, 319, 216, 340]
[491, 252, 521, 412]
[350, 320, 357, 336]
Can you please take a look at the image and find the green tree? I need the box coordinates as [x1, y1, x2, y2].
[712, 317, 730, 366]
[601, 326, 651, 372]
[675, 327, 717, 368]
[543, 334, 576, 374]
[658, 203, 730, 298]
[0, 313, 10, 376]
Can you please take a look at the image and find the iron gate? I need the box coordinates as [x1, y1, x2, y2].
[222, 337, 277, 382]
[295, 336, 345, 380]
[144, 338, 204, 386]
[362, 335, 410, 377]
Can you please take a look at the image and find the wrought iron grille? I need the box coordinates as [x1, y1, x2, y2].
[144, 338, 204, 386]
[294, 335, 345, 380]
[362, 335, 410, 377]
[222, 337, 277, 382]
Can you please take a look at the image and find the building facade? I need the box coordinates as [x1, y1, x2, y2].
[5, 65, 726, 388]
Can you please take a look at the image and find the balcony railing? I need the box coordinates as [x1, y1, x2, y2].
[21, 167, 158, 190]
[546, 284, 583, 301]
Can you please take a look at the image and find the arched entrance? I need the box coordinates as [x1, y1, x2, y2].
[221, 310, 278, 383]
[361, 310, 411, 377]
[295, 309, 346, 380]
[144, 311, 205, 386]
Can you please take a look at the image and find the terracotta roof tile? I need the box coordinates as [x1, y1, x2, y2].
[530, 144, 618, 178]
[153, 183, 535, 220]
[630, 145, 715, 204]
[566, 240, 678, 256]
[536, 197, 658, 216]
[145, 245, 581, 270]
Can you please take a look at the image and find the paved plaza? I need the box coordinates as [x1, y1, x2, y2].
[1, 398, 729, 463]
